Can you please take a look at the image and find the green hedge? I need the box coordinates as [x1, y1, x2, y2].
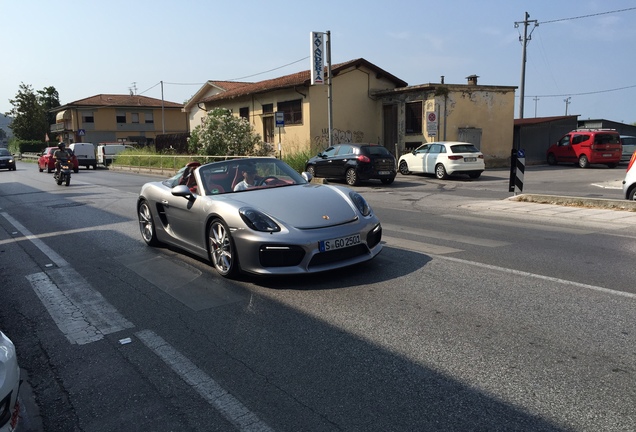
[13, 139, 49, 153]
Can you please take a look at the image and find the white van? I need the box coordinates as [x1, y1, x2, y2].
[69, 143, 97, 169]
[97, 143, 134, 166]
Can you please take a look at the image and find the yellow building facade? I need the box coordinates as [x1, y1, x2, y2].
[51, 94, 188, 146]
[190, 60, 517, 167]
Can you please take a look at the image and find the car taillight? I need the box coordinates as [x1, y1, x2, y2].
[448, 156, 463, 160]
[357, 155, 371, 163]
[627, 152, 636, 172]
[478, 154, 484, 159]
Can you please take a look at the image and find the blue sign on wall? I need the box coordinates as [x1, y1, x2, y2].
[275, 112, 284, 127]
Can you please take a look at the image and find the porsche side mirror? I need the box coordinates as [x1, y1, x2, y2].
[172, 184, 194, 198]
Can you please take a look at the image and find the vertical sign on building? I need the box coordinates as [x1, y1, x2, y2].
[310, 32, 324, 85]
[426, 111, 437, 136]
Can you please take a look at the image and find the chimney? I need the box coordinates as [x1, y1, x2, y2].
[466, 74, 479, 85]
[440, 75, 445, 84]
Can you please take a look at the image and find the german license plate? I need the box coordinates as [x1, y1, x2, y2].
[378, 171, 391, 175]
[603, 154, 612, 157]
[319, 234, 361, 252]
[464, 157, 476, 162]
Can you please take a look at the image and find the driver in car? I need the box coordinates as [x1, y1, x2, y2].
[233, 164, 258, 191]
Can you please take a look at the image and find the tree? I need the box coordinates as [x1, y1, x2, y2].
[38, 86, 61, 127]
[6, 83, 59, 141]
[187, 108, 269, 156]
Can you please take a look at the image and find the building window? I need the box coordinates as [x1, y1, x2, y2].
[116, 113, 126, 123]
[405, 101, 422, 134]
[81, 111, 94, 123]
[145, 112, 154, 124]
[239, 107, 249, 120]
[131, 113, 139, 124]
[262, 103, 273, 114]
[277, 99, 302, 125]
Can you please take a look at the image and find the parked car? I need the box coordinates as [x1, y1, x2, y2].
[69, 142, 97, 169]
[0, 148, 16, 171]
[137, 157, 383, 278]
[398, 141, 485, 179]
[546, 128, 621, 168]
[305, 143, 396, 186]
[38, 147, 79, 173]
[0, 329, 21, 432]
[97, 143, 135, 166]
[623, 152, 636, 200]
[620, 135, 636, 163]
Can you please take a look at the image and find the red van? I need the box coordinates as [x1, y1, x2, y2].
[546, 129, 621, 168]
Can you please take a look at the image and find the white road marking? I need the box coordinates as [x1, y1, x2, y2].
[136, 330, 274, 432]
[2, 210, 274, 428]
[382, 222, 509, 247]
[382, 236, 462, 255]
[433, 254, 636, 300]
[1, 212, 69, 267]
[26, 271, 134, 344]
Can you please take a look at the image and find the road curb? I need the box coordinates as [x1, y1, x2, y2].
[509, 194, 636, 212]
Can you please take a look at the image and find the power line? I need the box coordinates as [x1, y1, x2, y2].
[525, 83, 636, 98]
[540, 7, 636, 24]
[137, 56, 311, 98]
[225, 56, 309, 81]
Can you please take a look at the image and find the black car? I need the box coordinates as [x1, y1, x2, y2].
[0, 148, 16, 171]
[305, 143, 396, 186]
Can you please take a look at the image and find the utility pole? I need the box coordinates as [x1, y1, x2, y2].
[564, 97, 571, 115]
[533, 96, 539, 117]
[515, 12, 538, 119]
[326, 30, 333, 148]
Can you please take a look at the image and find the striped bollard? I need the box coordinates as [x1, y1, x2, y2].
[514, 149, 525, 195]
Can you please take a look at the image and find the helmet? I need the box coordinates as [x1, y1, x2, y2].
[58, 142, 66, 148]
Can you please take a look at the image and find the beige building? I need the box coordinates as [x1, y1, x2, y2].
[187, 59, 517, 166]
[196, 59, 407, 155]
[376, 75, 517, 167]
[51, 94, 188, 146]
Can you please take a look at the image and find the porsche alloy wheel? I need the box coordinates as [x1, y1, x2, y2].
[138, 200, 160, 246]
[208, 218, 238, 278]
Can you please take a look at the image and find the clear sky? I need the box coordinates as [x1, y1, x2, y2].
[2, 0, 636, 124]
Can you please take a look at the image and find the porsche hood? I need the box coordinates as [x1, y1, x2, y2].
[229, 184, 362, 229]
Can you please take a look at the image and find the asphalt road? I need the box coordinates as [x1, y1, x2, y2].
[0, 161, 634, 432]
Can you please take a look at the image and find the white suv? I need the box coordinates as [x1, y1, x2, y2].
[623, 152, 636, 200]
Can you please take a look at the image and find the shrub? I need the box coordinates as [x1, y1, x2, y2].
[188, 108, 264, 156]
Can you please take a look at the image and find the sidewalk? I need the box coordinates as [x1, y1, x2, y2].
[460, 194, 636, 226]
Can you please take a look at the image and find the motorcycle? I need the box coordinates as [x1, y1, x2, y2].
[54, 158, 72, 186]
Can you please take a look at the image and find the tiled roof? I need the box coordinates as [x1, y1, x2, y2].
[208, 81, 252, 91]
[58, 94, 183, 110]
[201, 58, 407, 103]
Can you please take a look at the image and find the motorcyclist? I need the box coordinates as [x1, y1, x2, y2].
[53, 142, 71, 176]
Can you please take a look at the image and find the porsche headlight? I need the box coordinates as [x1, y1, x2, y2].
[349, 191, 371, 216]
[239, 208, 281, 232]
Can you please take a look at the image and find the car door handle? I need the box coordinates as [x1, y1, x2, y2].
[161, 199, 169, 207]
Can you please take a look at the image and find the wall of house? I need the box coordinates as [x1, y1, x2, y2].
[307, 66, 400, 153]
[437, 87, 515, 167]
[379, 86, 515, 167]
[64, 107, 187, 144]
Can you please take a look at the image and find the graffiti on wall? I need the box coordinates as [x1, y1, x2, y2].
[314, 128, 364, 148]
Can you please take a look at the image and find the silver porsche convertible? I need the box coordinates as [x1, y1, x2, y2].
[137, 157, 383, 277]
